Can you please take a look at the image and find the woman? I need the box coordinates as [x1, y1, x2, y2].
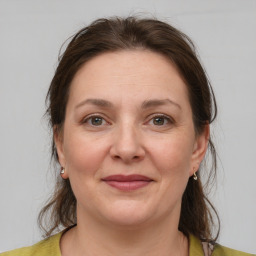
[2, 16, 254, 256]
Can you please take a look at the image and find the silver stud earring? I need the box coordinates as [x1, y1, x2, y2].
[60, 168, 65, 175]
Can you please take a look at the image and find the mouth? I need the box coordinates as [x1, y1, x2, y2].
[102, 175, 153, 191]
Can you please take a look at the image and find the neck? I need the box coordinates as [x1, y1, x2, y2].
[61, 209, 189, 256]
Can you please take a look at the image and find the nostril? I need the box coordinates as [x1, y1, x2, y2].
[109, 135, 146, 162]
[111, 153, 143, 163]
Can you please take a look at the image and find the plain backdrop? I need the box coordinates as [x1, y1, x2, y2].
[0, 0, 255, 253]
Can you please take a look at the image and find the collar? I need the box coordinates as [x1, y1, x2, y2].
[189, 233, 205, 256]
[51, 230, 205, 255]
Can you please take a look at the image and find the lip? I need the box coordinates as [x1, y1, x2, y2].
[102, 175, 153, 191]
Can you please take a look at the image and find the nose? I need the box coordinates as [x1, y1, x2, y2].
[110, 124, 145, 164]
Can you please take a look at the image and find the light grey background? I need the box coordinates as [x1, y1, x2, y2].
[0, 0, 255, 253]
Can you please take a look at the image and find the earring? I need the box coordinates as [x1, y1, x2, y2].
[60, 168, 65, 175]
[193, 172, 198, 180]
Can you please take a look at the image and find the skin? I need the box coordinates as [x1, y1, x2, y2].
[55, 50, 209, 256]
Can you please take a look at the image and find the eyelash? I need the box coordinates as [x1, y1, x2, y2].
[82, 114, 108, 126]
[81, 114, 174, 127]
[146, 114, 174, 126]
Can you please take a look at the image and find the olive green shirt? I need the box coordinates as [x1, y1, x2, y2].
[1, 232, 255, 256]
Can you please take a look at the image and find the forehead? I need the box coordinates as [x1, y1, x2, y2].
[68, 50, 190, 108]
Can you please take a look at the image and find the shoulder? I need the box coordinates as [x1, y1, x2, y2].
[189, 234, 255, 256]
[212, 244, 255, 256]
[0, 233, 62, 256]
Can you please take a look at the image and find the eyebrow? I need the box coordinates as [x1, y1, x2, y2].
[75, 98, 181, 110]
[75, 98, 114, 109]
[141, 99, 181, 109]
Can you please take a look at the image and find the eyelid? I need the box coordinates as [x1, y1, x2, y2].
[146, 113, 175, 125]
[81, 113, 110, 125]
[80, 112, 174, 126]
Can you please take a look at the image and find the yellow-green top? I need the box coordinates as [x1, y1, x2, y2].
[1, 232, 255, 256]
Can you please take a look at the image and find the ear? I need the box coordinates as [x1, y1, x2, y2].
[54, 125, 69, 179]
[189, 124, 210, 176]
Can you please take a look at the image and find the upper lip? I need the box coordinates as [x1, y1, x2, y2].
[102, 175, 153, 182]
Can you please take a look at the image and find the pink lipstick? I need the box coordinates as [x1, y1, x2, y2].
[102, 175, 153, 191]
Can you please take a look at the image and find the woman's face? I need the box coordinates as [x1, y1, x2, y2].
[55, 50, 208, 228]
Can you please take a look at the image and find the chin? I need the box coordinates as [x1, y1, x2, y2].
[99, 200, 156, 228]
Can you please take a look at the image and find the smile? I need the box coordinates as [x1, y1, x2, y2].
[102, 175, 153, 191]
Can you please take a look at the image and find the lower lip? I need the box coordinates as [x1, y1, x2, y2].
[104, 181, 151, 191]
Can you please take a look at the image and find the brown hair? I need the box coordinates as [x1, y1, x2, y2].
[39, 16, 219, 242]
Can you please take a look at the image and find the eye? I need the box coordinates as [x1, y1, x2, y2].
[148, 114, 173, 126]
[83, 115, 107, 126]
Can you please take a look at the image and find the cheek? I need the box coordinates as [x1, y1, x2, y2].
[147, 134, 194, 178]
[63, 132, 110, 205]
[63, 131, 109, 175]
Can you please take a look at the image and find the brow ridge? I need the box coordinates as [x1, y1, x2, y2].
[141, 99, 181, 109]
[75, 98, 113, 109]
[76, 98, 181, 110]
